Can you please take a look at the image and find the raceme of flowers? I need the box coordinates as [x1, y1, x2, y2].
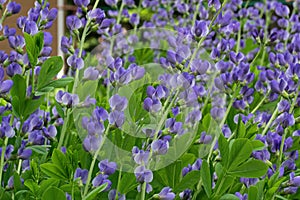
[1, 0, 300, 200]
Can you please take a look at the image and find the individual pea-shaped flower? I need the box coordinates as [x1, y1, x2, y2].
[7, 176, 24, 189]
[179, 189, 192, 200]
[66, 15, 83, 31]
[6, 62, 22, 77]
[235, 192, 248, 200]
[8, 35, 25, 49]
[61, 36, 73, 53]
[74, 0, 90, 7]
[0, 122, 15, 138]
[67, 54, 84, 70]
[0, 67, 13, 94]
[154, 187, 175, 200]
[130, 13, 140, 26]
[199, 132, 212, 144]
[42, 125, 57, 139]
[151, 139, 169, 155]
[83, 67, 99, 80]
[185, 110, 202, 124]
[134, 166, 153, 183]
[132, 146, 150, 165]
[108, 189, 126, 200]
[24, 21, 38, 35]
[99, 159, 117, 175]
[208, 0, 221, 10]
[109, 94, 128, 111]
[143, 97, 162, 113]
[3, 26, 16, 37]
[74, 168, 88, 184]
[0, 144, 14, 160]
[105, 0, 117, 7]
[7, 1, 21, 14]
[108, 110, 125, 127]
[191, 20, 208, 37]
[55, 90, 80, 107]
[83, 134, 102, 152]
[17, 140, 32, 160]
[92, 174, 111, 190]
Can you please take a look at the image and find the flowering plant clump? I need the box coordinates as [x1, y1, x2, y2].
[1, 0, 300, 199]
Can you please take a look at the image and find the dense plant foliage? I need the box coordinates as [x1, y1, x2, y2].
[1, 0, 300, 199]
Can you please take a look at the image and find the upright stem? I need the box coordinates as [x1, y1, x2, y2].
[278, 89, 299, 167]
[83, 126, 110, 197]
[0, 137, 8, 186]
[261, 98, 282, 136]
[58, 0, 100, 149]
[186, 0, 228, 71]
[207, 90, 236, 163]
[57, 109, 70, 149]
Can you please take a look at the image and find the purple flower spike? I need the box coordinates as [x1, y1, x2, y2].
[134, 166, 153, 183]
[98, 159, 117, 175]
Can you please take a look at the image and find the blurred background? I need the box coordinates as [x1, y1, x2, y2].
[0, 0, 294, 57]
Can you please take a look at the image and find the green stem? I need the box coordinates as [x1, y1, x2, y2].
[186, 0, 228, 71]
[207, 91, 236, 163]
[57, 109, 70, 149]
[261, 98, 282, 136]
[58, 0, 100, 149]
[0, 137, 8, 185]
[278, 88, 299, 167]
[250, 90, 270, 114]
[115, 165, 123, 200]
[140, 182, 147, 200]
[83, 126, 110, 197]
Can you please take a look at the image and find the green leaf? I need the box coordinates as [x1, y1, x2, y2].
[37, 56, 64, 89]
[10, 75, 26, 117]
[42, 186, 66, 200]
[228, 160, 268, 178]
[52, 149, 68, 174]
[45, 77, 74, 88]
[201, 160, 212, 197]
[24, 179, 39, 195]
[228, 138, 253, 170]
[236, 117, 246, 138]
[251, 140, 265, 151]
[40, 163, 68, 180]
[220, 194, 240, 200]
[39, 179, 60, 196]
[214, 175, 235, 196]
[27, 145, 50, 155]
[174, 170, 201, 192]
[24, 32, 44, 66]
[83, 183, 108, 200]
[218, 134, 229, 166]
[119, 173, 138, 194]
[248, 185, 259, 200]
[23, 97, 44, 118]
